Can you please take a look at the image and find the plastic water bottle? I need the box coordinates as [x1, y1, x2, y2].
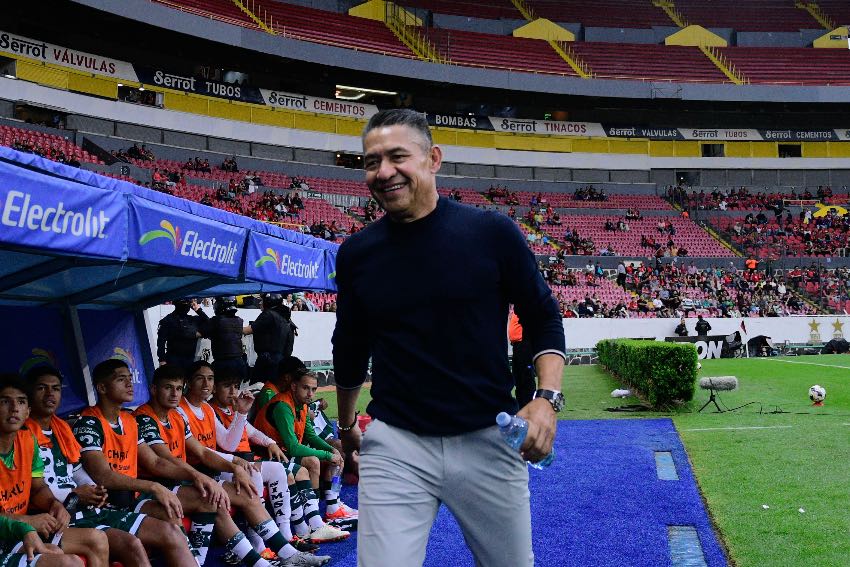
[496, 412, 555, 469]
[330, 465, 342, 494]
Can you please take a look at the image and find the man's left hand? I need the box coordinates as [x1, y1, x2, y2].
[266, 444, 288, 463]
[232, 466, 258, 498]
[47, 500, 70, 534]
[516, 398, 557, 463]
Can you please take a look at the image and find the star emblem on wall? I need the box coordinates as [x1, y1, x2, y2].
[808, 319, 820, 333]
[832, 319, 844, 338]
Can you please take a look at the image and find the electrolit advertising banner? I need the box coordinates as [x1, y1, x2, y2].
[246, 231, 326, 290]
[0, 305, 90, 414]
[79, 310, 150, 408]
[324, 249, 337, 292]
[0, 159, 127, 259]
[127, 197, 246, 277]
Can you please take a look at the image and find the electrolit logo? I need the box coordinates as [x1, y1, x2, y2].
[139, 219, 181, 251]
[111, 347, 141, 385]
[139, 218, 238, 265]
[1, 190, 111, 239]
[255, 247, 320, 279]
[255, 248, 281, 270]
[18, 347, 58, 376]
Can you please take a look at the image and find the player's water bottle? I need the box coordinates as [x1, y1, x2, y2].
[330, 465, 342, 494]
[496, 412, 555, 469]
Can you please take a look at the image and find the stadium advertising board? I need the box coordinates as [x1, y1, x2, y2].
[246, 231, 327, 290]
[0, 31, 138, 81]
[427, 113, 493, 131]
[135, 67, 265, 104]
[127, 196, 246, 277]
[603, 126, 683, 140]
[259, 89, 378, 119]
[0, 158, 127, 258]
[665, 335, 730, 359]
[489, 117, 608, 137]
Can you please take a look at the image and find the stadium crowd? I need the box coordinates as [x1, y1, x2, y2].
[12, 138, 81, 167]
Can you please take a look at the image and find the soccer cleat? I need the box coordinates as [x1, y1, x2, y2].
[308, 523, 350, 543]
[325, 501, 358, 521]
[290, 535, 320, 554]
[327, 517, 357, 532]
[276, 551, 332, 566]
[260, 548, 280, 561]
[221, 550, 241, 565]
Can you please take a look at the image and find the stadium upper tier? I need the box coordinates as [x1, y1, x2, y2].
[400, 0, 521, 20]
[427, 29, 579, 75]
[718, 47, 850, 86]
[527, 0, 673, 28]
[569, 43, 727, 83]
[675, 0, 821, 32]
[148, 0, 847, 86]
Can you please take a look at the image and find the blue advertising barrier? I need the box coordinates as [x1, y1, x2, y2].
[0, 147, 338, 413]
[246, 231, 326, 290]
[128, 196, 247, 278]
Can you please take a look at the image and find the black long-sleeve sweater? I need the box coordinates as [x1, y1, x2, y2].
[332, 197, 566, 436]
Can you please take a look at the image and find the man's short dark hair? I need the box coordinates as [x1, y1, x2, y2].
[212, 361, 239, 385]
[363, 109, 432, 151]
[0, 373, 29, 401]
[187, 360, 213, 378]
[23, 365, 63, 384]
[152, 365, 185, 386]
[278, 356, 307, 378]
[92, 359, 129, 385]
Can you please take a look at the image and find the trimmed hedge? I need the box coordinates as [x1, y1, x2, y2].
[597, 339, 697, 409]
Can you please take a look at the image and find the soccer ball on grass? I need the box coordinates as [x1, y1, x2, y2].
[808, 385, 826, 406]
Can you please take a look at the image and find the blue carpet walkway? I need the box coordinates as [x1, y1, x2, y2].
[212, 418, 728, 566]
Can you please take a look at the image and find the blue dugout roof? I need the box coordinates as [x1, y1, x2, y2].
[0, 147, 339, 309]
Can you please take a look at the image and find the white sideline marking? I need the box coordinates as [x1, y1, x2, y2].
[682, 425, 794, 432]
[764, 359, 850, 369]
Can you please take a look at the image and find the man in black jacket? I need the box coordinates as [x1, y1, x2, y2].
[204, 296, 249, 382]
[695, 315, 712, 336]
[157, 299, 208, 370]
[250, 294, 296, 383]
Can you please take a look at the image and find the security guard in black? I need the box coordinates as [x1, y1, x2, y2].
[157, 298, 208, 368]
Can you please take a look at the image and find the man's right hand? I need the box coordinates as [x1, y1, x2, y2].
[152, 484, 184, 519]
[74, 484, 108, 508]
[24, 513, 59, 539]
[22, 531, 62, 560]
[339, 425, 361, 459]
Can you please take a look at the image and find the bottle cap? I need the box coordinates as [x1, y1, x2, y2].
[496, 412, 512, 427]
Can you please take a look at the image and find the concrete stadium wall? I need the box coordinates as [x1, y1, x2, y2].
[69, 0, 850, 103]
[143, 307, 850, 363]
[737, 30, 825, 47]
[431, 14, 529, 35]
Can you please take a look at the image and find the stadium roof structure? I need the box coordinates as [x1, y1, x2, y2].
[0, 147, 339, 310]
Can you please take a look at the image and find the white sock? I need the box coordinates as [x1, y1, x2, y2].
[226, 532, 271, 567]
[262, 462, 293, 540]
[304, 495, 325, 530]
[246, 527, 265, 554]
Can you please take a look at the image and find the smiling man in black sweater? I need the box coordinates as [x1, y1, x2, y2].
[332, 109, 566, 567]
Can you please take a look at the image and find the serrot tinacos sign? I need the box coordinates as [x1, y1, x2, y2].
[128, 197, 245, 277]
[246, 231, 327, 290]
[0, 159, 127, 258]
